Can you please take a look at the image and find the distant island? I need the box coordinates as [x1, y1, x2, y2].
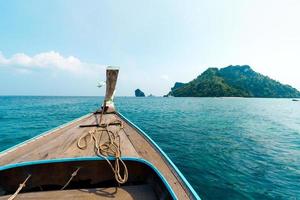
[135, 89, 145, 97]
[167, 65, 300, 98]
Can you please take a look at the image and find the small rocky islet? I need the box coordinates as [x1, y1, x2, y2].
[134, 89, 145, 97]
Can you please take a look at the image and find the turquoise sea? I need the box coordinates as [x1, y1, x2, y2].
[0, 96, 299, 199]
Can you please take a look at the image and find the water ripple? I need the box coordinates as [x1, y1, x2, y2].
[0, 96, 300, 199]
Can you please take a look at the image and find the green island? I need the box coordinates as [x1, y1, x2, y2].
[167, 65, 300, 98]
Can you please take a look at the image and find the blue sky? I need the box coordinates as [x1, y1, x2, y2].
[1, 0, 300, 96]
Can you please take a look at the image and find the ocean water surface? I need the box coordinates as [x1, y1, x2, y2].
[0, 96, 299, 199]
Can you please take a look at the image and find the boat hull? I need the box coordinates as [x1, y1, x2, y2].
[0, 112, 200, 200]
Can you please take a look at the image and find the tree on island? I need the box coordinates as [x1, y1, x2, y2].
[167, 65, 300, 98]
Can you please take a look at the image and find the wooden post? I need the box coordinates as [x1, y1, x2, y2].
[104, 67, 119, 113]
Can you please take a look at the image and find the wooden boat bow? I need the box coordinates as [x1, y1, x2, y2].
[0, 68, 200, 200]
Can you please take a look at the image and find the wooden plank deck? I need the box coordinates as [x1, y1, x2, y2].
[0, 113, 192, 199]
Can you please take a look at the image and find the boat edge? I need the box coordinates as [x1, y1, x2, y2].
[117, 112, 201, 200]
[0, 111, 201, 200]
[0, 113, 93, 156]
[0, 156, 178, 200]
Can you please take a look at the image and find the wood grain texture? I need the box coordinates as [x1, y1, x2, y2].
[0, 113, 193, 199]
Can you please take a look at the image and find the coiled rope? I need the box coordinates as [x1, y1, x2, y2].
[77, 119, 128, 184]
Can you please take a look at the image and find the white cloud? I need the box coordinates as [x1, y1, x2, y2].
[0, 51, 105, 74]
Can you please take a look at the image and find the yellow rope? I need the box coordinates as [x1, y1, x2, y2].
[61, 168, 81, 190]
[8, 174, 31, 200]
[77, 119, 128, 184]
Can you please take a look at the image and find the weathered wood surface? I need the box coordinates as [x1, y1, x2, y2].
[0, 113, 191, 199]
[0, 185, 156, 200]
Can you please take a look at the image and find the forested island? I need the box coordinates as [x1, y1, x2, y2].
[167, 65, 300, 98]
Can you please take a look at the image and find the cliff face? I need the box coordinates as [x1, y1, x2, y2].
[135, 89, 145, 97]
[171, 82, 185, 91]
[168, 65, 300, 98]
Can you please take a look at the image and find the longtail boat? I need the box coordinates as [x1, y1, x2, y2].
[0, 68, 200, 200]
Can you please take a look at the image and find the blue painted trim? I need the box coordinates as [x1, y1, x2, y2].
[117, 112, 201, 200]
[0, 157, 177, 200]
[0, 113, 92, 155]
[0, 111, 200, 199]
